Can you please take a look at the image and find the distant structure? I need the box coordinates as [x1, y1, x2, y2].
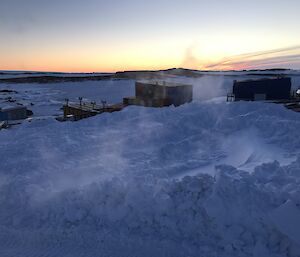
[232, 77, 291, 101]
[61, 81, 193, 121]
[123, 81, 193, 107]
[0, 106, 28, 121]
[63, 100, 124, 121]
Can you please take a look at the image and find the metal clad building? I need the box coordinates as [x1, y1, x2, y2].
[164, 84, 193, 106]
[233, 77, 291, 101]
[126, 81, 193, 107]
[0, 106, 28, 121]
[0, 111, 7, 121]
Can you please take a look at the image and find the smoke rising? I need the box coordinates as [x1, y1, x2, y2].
[181, 44, 203, 70]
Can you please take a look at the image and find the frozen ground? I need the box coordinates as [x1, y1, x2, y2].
[0, 73, 300, 256]
[0, 71, 112, 79]
[0, 79, 135, 117]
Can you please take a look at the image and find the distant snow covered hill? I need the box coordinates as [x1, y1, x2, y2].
[0, 73, 300, 257]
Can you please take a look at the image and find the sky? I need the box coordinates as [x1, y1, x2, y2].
[0, 0, 300, 72]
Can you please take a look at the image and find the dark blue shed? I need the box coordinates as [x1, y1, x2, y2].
[0, 106, 27, 121]
[0, 111, 8, 121]
[233, 77, 291, 101]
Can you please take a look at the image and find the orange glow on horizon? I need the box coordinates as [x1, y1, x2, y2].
[2, 1, 300, 73]
[1, 44, 300, 73]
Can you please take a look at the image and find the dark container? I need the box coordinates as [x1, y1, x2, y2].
[233, 77, 291, 101]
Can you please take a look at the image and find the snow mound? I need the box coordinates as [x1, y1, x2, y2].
[0, 100, 300, 256]
[270, 200, 300, 246]
[1, 160, 300, 256]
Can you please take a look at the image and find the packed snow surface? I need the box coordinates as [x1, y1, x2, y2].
[0, 75, 300, 257]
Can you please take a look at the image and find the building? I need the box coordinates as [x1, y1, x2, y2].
[61, 81, 193, 121]
[123, 81, 193, 107]
[0, 106, 28, 121]
[232, 77, 291, 101]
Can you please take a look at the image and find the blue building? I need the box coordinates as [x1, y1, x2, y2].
[0, 106, 28, 121]
[233, 77, 291, 101]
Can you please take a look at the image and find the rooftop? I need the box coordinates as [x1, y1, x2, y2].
[137, 80, 192, 88]
[234, 77, 290, 84]
[0, 105, 27, 112]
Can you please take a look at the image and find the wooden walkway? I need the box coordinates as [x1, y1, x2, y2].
[285, 102, 300, 112]
[272, 99, 300, 113]
[62, 102, 127, 121]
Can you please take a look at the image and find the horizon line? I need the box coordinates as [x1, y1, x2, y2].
[0, 67, 296, 74]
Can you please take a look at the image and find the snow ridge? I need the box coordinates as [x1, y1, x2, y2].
[1, 100, 300, 256]
[1, 160, 300, 256]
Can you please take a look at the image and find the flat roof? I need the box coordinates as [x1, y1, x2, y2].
[137, 80, 192, 88]
[0, 105, 27, 112]
[234, 77, 291, 84]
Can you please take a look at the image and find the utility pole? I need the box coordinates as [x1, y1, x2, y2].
[79, 97, 83, 107]
[101, 100, 107, 110]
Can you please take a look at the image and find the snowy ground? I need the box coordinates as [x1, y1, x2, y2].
[0, 72, 300, 256]
[0, 79, 135, 117]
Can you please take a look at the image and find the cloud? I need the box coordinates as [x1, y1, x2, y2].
[204, 45, 300, 70]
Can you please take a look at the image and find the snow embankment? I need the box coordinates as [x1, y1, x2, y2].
[270, 200, 300, 246]
[0, 101, 300, 256]
[1, 160, 300, 257]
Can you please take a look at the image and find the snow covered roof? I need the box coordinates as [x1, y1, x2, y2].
[0, 105, 26, 112]
[137, 80, 192, 87]
[234, 76, 291, 84]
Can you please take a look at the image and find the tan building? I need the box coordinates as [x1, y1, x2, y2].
[123, 81, 193, 107]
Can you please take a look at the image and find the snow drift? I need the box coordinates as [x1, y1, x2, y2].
[1, 160, 300, 257]
[0, 98, 300, 256]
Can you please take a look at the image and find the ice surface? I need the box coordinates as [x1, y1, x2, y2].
[0, 80, 135, 117]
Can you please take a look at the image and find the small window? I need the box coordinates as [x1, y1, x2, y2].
[254, 94, 266, 101]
